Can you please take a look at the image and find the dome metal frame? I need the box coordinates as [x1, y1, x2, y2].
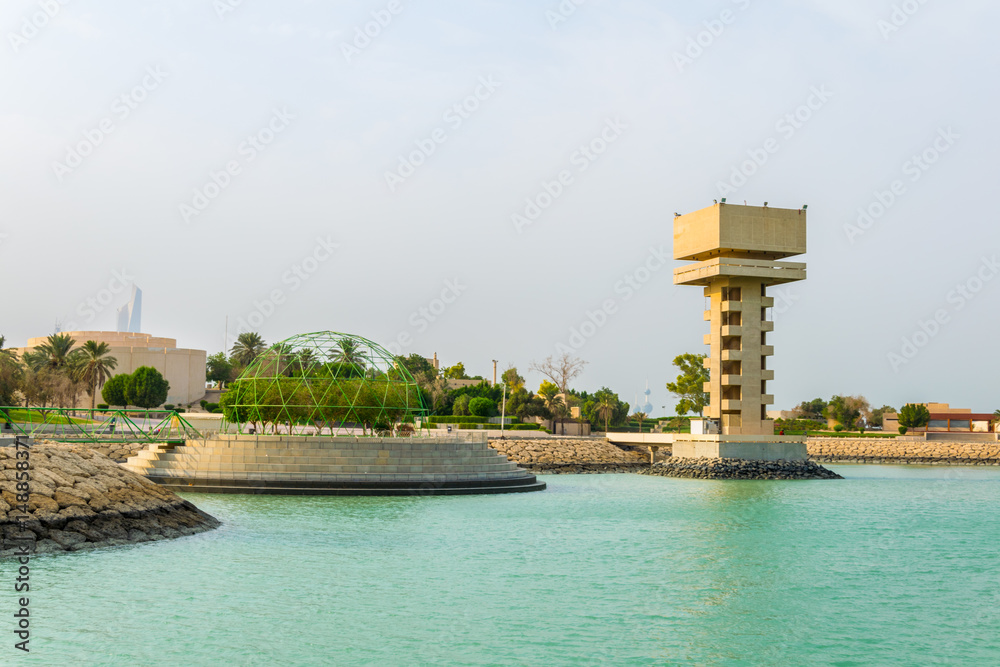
[220, 331, 427, 436]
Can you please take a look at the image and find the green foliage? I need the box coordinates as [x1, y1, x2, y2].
[583, 387, 629, 431]
[665, 353, 709, 416]
[468, 397, 497, 418]
[443, 362, 469, 379]
[501, 366, 524, 392]
[426, 416, 490, 424]
[205, 402, 219, 413]
[507, 423, 541, 430]
[125, 367, 170, 409]
[452, 394, 471, 416]
[795, 398, 828, 420]
[164, 404, 175, 411]
[206, 352, 234, 384]
[774, 418, 826, 434]
[898, 403, 930, 429]
[71, 340, 118, 409]
[0, 336, 24, 406]
[899, 426, 908, 435]
[101, 374, 129, 407]
[833, 424, 844, 432]
[824, 395, 869, 429]
[96, 403, 109, 410]
[395, 354, 437, 382]
[230, 332, 266, 368]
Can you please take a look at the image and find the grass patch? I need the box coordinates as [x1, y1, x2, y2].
[0, 409, 95, 425]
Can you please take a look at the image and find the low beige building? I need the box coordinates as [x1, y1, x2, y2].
[17, 331, 206, 408]
[884, 403, 996, 433]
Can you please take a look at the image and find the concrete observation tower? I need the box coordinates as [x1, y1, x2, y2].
[672, 202, 808, 461]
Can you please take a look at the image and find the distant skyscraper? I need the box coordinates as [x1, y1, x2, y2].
[642, 379, 653, 415]
[116, 285, 142, 333]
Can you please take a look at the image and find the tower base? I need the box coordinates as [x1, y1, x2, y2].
[672, 435, 807, 462]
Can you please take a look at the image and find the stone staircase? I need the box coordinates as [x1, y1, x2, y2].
[122, 434, 546, 495]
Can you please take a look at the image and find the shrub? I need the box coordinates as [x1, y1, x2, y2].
[101, 374, 130, 408]
[899, 426, 908, 435]
[164, 404, 175, 412]
[96, 403, 109, 410]
[468, 397, 497, 418]
[507, 423, 541, 430]
[426, 416, 489, 424]
[126, 367, 170, 409]
[200, 399, 208, 408]
[898, 403, 931, 430]
[205, 402, 220, 413]
[833, 425, 844, 432]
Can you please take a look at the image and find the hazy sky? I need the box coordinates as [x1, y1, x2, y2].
[3, 0, 998, 415]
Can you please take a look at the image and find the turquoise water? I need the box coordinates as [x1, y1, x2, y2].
[9, 465, 1000, 666]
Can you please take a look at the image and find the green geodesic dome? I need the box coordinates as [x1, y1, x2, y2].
[220, 331, 426, 434]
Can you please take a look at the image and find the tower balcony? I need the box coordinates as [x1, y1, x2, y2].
[721, 325, 743, 336]
[721, 301, 742, 313]
[761, 345, 774, 356]
[674, 257, 807, 287]
[761, 370, 774, 381]
[721, 350, 742, 361]
[721, 375, 742, 386]
[761, 394, 775, 405]
[761, 321, 774, 332]
[721, 399, 742, 411]
[761, 297, 775, 308]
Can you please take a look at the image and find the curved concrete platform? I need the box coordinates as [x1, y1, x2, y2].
[122, 434, 546, 496]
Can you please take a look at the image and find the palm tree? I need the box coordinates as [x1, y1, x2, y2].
[632, 411, 648, 433]
[32, 333, 77, 369]
[71, 341, 118, 409]
[231, 332, 266, 367]
[595, 394, 617, 433]
[334, 337, 364, 365]
[539, 384, 568, 435]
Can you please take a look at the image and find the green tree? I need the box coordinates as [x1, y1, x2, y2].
[333, 337, 366, 367]
[898, 403, 930, 430]
[29, 333, 77, 370]
[501, 365, 524, 392]
[468, 397, 497, 418]
[207, 352, 234, 386]
[231, 332, 266, 368]
[101, 373, 130, 407]
[632, 411, 648, 433]
[396, 354, 438, 384]
[443, 362, 469, 380]
[795, 398, 828, 420]
[584, 387, 629, 431]
[0, 336, 24, 406]
[665, 353, 709, 415]
[125, 366, 170, 409]
[824, 395, 870, 429]
[452, 394, 471, 416]
[71, 341, 118, 409]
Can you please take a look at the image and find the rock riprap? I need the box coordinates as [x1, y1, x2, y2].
[640, 457, 842, 480]
[488, 438, 644, 467]
[0, 444, 220, 556]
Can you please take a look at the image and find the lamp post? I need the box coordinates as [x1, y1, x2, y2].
[500, 382, 508, 439]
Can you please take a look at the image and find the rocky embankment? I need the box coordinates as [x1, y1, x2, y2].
[490, 438, 645, 470]
[87, 441, 149, 463]
[640, 457, 842, 480]
[808, 438, 1000, 465]
[0, 444, 219, 556]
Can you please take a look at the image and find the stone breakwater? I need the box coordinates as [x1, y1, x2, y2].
[0, 444, 220, 556]
[85, 441, 149, 463]
[489, 438, 644, 467]
[807, 438, 1000, 465]
[640, 457, 843, 480]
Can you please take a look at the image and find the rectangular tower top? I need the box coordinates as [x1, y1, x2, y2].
[673, 203, 807, 261]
